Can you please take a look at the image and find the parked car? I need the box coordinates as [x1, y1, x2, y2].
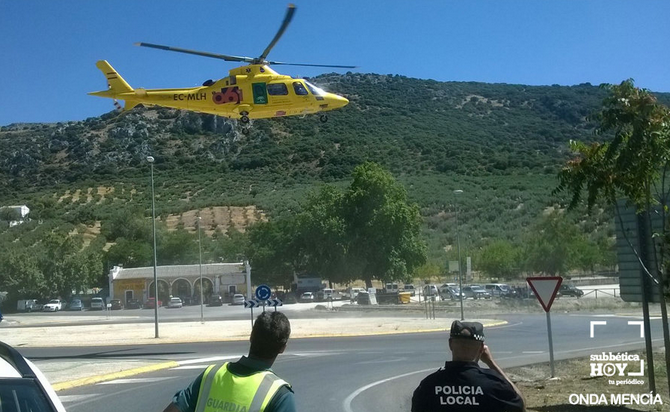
[440, 285, 464, 300]
[90, 297, 105, 310]
[110, 299, 123, 310]
[68, 299, 84, 311]
[462, 285, 492, 299]
[208, 295, 223, 307]
[232, 294, 245, 305]
[180, 296, 193, 306]
[125, 298, 142, 309]
[168, 297, 183, 308]
[42, 299, 63, 312]
[559, 284, 584, 297]
[485, 283, 517, 298]
[144, 297, 162, 309]
[300, 292, 314, 302]
[0, 341, 67, 412]
[403, 284, 416, 296]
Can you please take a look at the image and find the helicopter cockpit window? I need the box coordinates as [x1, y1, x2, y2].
[304, 81, 325, 96]
[293, 81, 309, 96]
[267, 83, 289, 96]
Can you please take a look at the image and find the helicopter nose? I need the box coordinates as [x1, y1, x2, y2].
[329, 94, 349, 109]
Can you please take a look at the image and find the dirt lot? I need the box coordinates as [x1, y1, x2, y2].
[510, 351, 669, 411]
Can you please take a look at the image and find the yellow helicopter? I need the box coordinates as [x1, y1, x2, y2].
[89, 4, 353, 132]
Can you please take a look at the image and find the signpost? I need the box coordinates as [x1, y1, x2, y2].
[267, 298, 283, 309]
[527, 276, 562, 378]
[245, 284, 283, 326]
[244, 298, 283, 308]
[255, 284, 272, 301]
[256, 284, 272, 312]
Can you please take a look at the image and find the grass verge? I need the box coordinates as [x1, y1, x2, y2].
[509, 351, 669, 411]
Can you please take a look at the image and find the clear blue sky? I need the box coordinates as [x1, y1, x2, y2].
[1, 0, 668, 126]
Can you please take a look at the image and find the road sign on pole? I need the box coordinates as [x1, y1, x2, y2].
[244, 299, 261, 309]
[255, 284, 272, 301]
[527, 276, 563, 378]
[527, 277, 562, 312]
[267, 298, 283, 307]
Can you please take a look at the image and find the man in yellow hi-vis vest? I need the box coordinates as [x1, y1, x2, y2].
[162, 312, 295, 412]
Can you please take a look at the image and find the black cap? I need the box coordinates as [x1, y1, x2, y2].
[450, 321, 485, 342]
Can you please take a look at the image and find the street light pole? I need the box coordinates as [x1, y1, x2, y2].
[198, 216, 204, 324]
[147, 156, 159, 338]
[454, 189, 464, 321]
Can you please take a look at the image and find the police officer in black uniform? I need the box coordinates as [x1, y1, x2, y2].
[412, 321, 525, 412]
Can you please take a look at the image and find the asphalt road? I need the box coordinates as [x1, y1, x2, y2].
[29, 313, 662, 412]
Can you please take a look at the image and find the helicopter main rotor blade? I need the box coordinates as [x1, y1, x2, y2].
[258, 3, 297, 62]
[135, 42, 254, 63]
[268, 61, 358, 69]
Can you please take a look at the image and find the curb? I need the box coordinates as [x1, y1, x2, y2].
[52, 360, 179, 392]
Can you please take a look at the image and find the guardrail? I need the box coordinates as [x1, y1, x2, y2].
[581, 288, 619, 299]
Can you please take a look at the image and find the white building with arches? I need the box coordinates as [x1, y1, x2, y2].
[108, 263, 248, 305]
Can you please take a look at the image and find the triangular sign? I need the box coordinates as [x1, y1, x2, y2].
[526, 277, 563, 312]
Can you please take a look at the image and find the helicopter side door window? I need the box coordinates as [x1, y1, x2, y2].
[252, 83, 268, 104]
[293, 81, 309, 96]
[267, 83, 289, 96]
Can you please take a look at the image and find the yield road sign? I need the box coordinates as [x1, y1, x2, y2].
[255, 284, 272, 301]
[526, 277, 563, 312]
[527, 276, 563, 378]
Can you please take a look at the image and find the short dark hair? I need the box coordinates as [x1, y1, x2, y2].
[249, 312, 291, 359]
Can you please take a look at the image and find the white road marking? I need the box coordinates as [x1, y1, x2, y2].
[58, 394, 99, 403]
[628, 321, 644, 338]
[590, 320, 607, 337]
[522, 351, 544, 354]
[178, 355, 241, 365]
[97, 377, 175, 385]
[358, 357, 408, 365]
[289, 351, 345, 357]
[171, 365, 211, 370]
[343, 368, 435, 412]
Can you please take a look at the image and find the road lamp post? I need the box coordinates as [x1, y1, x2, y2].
[147, 156, 159, 338]
[198, 216, 204, 324]
[454, 189, 464, 321]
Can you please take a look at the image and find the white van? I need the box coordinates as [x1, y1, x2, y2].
[16, 299, 40, 312]
[322, 288, 334, 298]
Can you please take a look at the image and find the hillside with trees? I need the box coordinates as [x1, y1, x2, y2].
[1, 74, 667, 300]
